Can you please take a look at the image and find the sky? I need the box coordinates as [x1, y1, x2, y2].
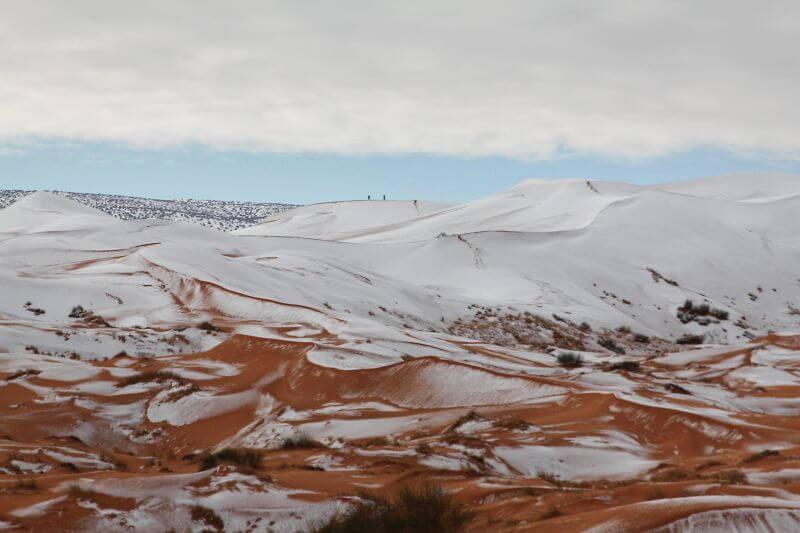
[2, 1, 799, 204]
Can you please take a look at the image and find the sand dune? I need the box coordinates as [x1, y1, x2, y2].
[3, 176, 800, 531]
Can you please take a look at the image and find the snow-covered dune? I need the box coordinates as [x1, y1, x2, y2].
[659, 172, 800, 202]
[235, 199, 451, 240]
[3, 175, 800, 531]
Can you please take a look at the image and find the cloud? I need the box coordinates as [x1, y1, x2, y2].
[1, 1, 798, 159]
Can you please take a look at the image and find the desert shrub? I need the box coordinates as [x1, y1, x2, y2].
[537, 471, 563, 486]
[579, 321, 592, 332]
[164, 383, 200, 402]
[633, 333, 650, 343]
[709, 470, 746, 484]
[616, 325, 632, 334]
[677, 300, 729, 324]
[191, 505, 224, 532]
[200, 448, 263, 470]
[492, 417, 531, 431]
[743, 449, 779, 463]
[68, 305, 109, 326]
[608, 361, 641, 372]
[315, 484, 473, 533]
[197, 321, 222, 332]
[598, 337, 625, 354]
[23, 302, 45, 315]
[676, 334, 705, 345]
[116, 371, 186, 388]
[69, 305, 87, 318]
[6, 369, 41, 381]
[556, 352, 583, 368]
[281, 432, 325, 449]
[710, 308, 729, 320]
[415, 442, 433, 455]
[648, 268, 679, 286]
[652, 469, 689, 482]
[665, 383, 691, 395]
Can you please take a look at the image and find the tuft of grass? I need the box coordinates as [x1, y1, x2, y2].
[191, 505, 224, 532]
[743, 449, 780, 464]
[200, 448, 263, 471]
[315, 484, 473, 533]
[281, 432, 325, 450]
[556, 352, 583, 368]
[116, 371, 186, 388]
[536, 471, 585, 489]
[598, 337, 626, 354]
[446, 410, 481, 432]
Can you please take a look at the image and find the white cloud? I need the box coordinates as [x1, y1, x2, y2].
[1, 0, 798, 158]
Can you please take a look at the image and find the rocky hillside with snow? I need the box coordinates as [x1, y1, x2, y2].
[0, 189, 295, 231]
[3, 174, 800, 532]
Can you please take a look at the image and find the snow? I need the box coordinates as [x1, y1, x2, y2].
[494, 444, 659, 480]
[147, 389, 259, 426]
[236, 199, 450, 240]
[4, 175, 800, 360]
[659, 173, 800, 202]
[651, 508, 800, 533]
[11, 496, 68, 518]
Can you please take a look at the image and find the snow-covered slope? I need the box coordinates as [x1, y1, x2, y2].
[659, 172, 800, 202]
[0, 189, 295, 231]
[3, 176, 800, 357]
[235, 199, 451, 240]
